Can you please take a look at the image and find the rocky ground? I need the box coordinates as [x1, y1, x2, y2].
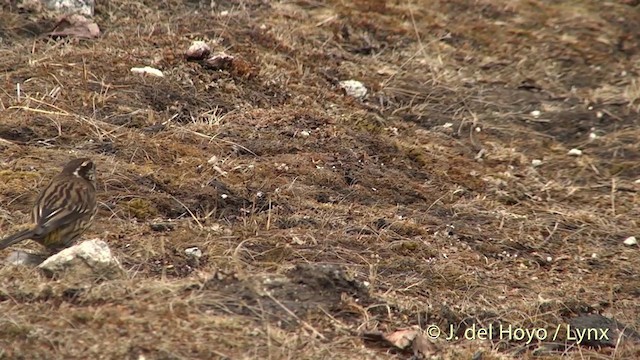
[0, 0, 639, 359]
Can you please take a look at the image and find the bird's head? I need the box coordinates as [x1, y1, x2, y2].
[63, 158, 96, 183]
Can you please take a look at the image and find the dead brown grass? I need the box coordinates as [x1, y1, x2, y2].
[0, 0, 638, 359]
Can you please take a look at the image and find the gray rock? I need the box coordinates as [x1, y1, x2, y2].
[41, 0, 95, 16]
[339, 80, 367, 99]
[38, 239, 124, 280]
[5, 250, 47, 266]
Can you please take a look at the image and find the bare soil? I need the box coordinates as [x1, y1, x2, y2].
[0, 0, 639, 359]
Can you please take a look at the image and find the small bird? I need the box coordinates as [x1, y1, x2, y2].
[0, 158, 97, 253]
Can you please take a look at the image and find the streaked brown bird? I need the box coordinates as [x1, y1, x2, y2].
[0, 158, 97, 253]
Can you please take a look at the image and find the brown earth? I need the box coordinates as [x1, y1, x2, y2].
[0, 0, 639, 359]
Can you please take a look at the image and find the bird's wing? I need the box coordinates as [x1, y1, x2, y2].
[32, 178, 96, 236]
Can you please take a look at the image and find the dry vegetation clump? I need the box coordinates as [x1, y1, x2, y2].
[0, 0, 639, 358]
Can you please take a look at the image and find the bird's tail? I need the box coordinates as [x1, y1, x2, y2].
[0, 229, 34, 250]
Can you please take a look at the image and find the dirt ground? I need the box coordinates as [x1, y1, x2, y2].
[0, 0, 639, 359]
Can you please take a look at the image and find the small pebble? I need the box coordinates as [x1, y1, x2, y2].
[339, 80, 367, 99]
[185, 40, 211, 61]
[623, 236, 637, 246]
[131, 66, 164, 77]
[567, 148, 583, 156]
[185, 247, 202, 258]
[204, 52, 234, 70]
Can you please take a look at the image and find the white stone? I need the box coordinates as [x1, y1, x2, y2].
[38, 239, 123, 279]
[44, 0, 94, 16]
[185, 41, 211, 61]
[339, 80, 367, 99]
[131, 66, 164, 78]
[623, 236, 637, 246]
[567, 148, 583, 156]
[185, 247, 202, 258]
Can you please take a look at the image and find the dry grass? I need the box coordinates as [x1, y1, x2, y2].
[0, 0, 639, 359]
